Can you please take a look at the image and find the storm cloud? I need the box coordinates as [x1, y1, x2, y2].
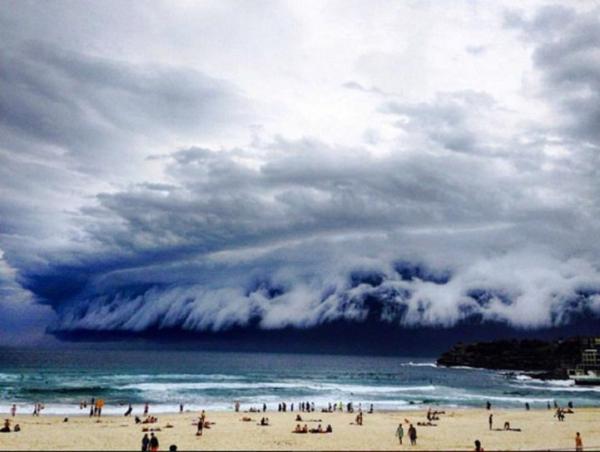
[1, 1, 599, 344]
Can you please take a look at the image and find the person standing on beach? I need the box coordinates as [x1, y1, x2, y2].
[396, 423, 404, 444]
[408, 424, 417, 445]
[144, 403, 149, 416]
[10, 405, 16, 417]
[149, 432, 159, 452]
[575, 432, 583, 452]
[141, 433, 150, 452]
[488, 414, 493, 430]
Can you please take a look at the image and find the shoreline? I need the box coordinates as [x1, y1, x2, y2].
[0, 407, 595, 451]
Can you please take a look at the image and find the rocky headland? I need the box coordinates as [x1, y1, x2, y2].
[436, 337, 584, 379]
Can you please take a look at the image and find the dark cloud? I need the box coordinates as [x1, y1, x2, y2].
[2, 2, 600, 344]
[15, 136, 600, 336]
[506, 5, 600, 147]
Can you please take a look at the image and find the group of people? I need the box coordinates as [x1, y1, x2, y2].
[292, 423, 333, 434]
[395, 423, 418, 445]
[140, 432, 160, 452]
[83, 398, 105, 417]
[233, 400, 374, 414]
[1, 418, 21, 433]
[196, 410, 213, 436]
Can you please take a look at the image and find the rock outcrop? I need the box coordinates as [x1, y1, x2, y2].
[437, 337, 584, 378]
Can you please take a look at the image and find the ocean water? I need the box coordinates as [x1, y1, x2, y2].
[1, 348, 599, 415]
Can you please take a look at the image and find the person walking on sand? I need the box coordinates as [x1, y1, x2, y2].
[396, 423, 404, 444]
[149, 432, 159, 452]
[488, 413, 493, 430]
[408, 424, 417, 445]
[141, 433, 150, 452]
[576, 432, 583, 452]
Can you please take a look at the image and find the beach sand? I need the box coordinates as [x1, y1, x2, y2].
[0, 407, 596, 450]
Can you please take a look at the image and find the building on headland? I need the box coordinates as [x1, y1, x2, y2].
[568, 337, 600, 385]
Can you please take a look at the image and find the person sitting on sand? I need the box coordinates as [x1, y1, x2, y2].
[474, 439, 484, 451]
[302, 424, 308, 433]
[325, 424, 332, 433]
[1, 419, 10, 433]
[135, 416, 142, 424]
[259, 417, 269, 426]
[13, 424, 20, 432]
[293, 424, 303, 433]
[295, 414, 302, 421]
[309, 424, 323, 433]
[504, 421, 510, 430]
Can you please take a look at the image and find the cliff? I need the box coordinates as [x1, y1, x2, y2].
[436, 337, 584, 378]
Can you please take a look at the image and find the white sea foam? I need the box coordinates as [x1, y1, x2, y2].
[401, 362, 438, 368]
[123, 381, 437, 395]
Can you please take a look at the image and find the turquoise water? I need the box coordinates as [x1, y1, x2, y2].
[1, 348, 599, 415]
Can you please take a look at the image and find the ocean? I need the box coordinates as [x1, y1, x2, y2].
[1, 348, 599, 415]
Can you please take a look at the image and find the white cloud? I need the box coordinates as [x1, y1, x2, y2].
[0, 1, 599, 342]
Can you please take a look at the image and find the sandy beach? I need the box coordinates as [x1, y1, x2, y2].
[0, 407, 596, 451]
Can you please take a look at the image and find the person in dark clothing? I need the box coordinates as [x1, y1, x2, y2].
[124, 404, 132, 416]
[149, 432, 159, 452]
[141, 433, 150, 452]
[408, 424, 417, 445]
[488, 414, 493, 430]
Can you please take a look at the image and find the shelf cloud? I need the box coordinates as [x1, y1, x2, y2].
[1, 1, 599, 344]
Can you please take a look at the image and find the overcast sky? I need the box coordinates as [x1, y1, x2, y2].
[1, 1, 599, 345]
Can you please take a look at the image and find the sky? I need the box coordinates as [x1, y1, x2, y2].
[1, 0, 600, 346]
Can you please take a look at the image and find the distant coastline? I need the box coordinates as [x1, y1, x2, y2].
[436, 337, 586, 380]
